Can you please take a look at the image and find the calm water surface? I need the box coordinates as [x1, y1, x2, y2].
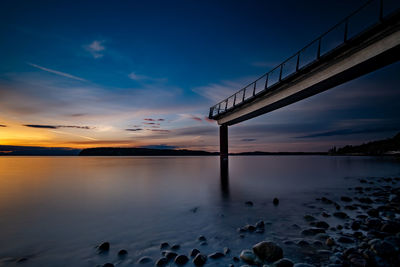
[0, 156, 399, 266]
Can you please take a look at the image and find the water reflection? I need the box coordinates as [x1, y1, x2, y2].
[220, 157, 230, 200]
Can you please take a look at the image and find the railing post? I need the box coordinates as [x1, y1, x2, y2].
[233, 94, 237, 106]
[225, 100, 228, 111]
[209, 107, 213, 118]
[379, 0, 383, 21]
[264, 74, 269, 90]
[296, 53, 300, 71]
[252, 82, 256, 96]
[344, 18, 348, 42]
[242, 88, 246, 102]
[317, 38, 321, 59]
[279, 64, 283, 81]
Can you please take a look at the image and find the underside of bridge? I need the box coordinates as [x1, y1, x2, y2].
[210, 0, 400, 158]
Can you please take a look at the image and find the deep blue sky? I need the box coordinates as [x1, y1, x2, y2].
[0, 0, 399, 151]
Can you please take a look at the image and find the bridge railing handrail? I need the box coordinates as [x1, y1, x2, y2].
[209, 0, 398, 119]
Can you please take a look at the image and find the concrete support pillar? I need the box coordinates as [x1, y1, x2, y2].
[219, 124, 228, 159]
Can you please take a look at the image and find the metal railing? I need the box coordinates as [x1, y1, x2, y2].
[209, 0, 399, 119]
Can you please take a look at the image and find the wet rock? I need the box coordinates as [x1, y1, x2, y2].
[326, 237, 335, 247]
[337, 236, 354, 244]
[252, 241, 283, 262]
[256, 220, 265, 228]
[334, 202, 341, 210]
[233, 256, 240, 262]
[160, 242, 169, 249]
[321, 212, 331, 218]
[240, 250, 257, 264]
[315, 221, 329, 229]
[164, 251, 178, 260]
[171, 244, 180, 250]
[321, 197, 333, 204]
[365, 218, 382, 230]
[317, 249, 332, 256]
[370, 240, 397, 258]
[304, 215, 316, 222]
[198, 235, 206, 241]
[245, 224, 256, 232]
[118, 249, 128, 257]
[137, 256, 152, 264]
[224, 247, 230, 255]
[337, 224, 343, 230]
[297, 240, 310, 247]
[174, 255, 189, 265]
[358, 197, 373, 204]
[341, 196, 352, 202]
[271, 258, 294, 267]
[301, 228, 325, 236]
[273, 198, 279, 205]
[293, 264, 315, 267]
[353, 231, 364, 239]
[313, 240, 324, 248]
[193, 254, 207, 266]
[155, 257, 168, 267]
[190, 249, 200, 257]
[351, 220, 361, 230]
[208, 252, 224, 259]
[98, 242, 110, 252]
[381, 221, 400, 233]
[245, 201, 254, 206]
[344, 205, 357, 210]
[367, 208, 379, 217]
[103, 264, 114, 267]
[256, 228, 265, 234]
[333, 212, 348, 219]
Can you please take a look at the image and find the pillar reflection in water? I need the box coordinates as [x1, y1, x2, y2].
[220, 157, 230, 199]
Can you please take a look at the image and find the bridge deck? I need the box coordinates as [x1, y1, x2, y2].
[209, 0, 400, 126]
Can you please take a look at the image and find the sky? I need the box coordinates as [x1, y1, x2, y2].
[0, 0, 399, 152]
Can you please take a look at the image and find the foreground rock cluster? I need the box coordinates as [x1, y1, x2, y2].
[95, 176, 399, 267]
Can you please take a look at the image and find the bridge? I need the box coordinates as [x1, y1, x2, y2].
[208, 0, 400, 159]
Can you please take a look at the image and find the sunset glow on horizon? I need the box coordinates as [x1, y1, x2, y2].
[1, 0, 400, 152]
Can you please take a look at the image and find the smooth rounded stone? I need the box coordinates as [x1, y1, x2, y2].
[365, 218, 382, 229]
[315, 221, 329, 229]
[245, 224, 256, 232]
[313, 240, 324, 248]
[381, 221, 400, 233]
[208, 252, 224, 259]
[337, 225, 343, 230]
[273, 198, 279, 205]
[171, 244, 180, 250]
[293, 264, 315, 267]
[333, 212, 348, 219]
[301, 228, 325, 236]
[304, 215, 316, 222]
[344, 205, 357, 210]
[164, 251, 178, 260]
[341, 196, 352, 202]
[98, 242, 110, 252]
[358, 197, 373, 204]
[224, 247, 230, 255]
[233, 256, 240, 262]
[174, 255, 189, 265]
[321, 197, 333, 204]
[334, 202, 341, 210]
[370, 240, 397, 257]
[321, 212, 331, 217]
[271, 258, 294, 267]
[239, 250, 257, 264]
[190, 249, 200, 257]
[118, 249, 128, 257]
[137, 256, 152, 264]
[256, 228, 265, 234]
[160, 242, 169, 249]
[198, 235, 207, 241]
[103, 264, 114, 267]
[297, 240, 310, 247]
[193, 254, 207, 266]
[155, 257, 168, 267]
[351, 220, 361, 230]
[256, 220, 265, 228]
[325, 237, 335, 247]
[245, 201, 254, 206]
[353, 231, 364, 239]
[252, 241, 283, 262]
[315, 233, 329, 241]
[317, 250, 332, 256]
[337, 236, 354, 244]
[367, 208, 379, 217]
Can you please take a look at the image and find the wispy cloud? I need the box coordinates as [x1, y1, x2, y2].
[27, 63, 87, 82]
[295, 127, 400, 139]
[125, 128, 143, 131]
[24, 124, 93, 129]
[0, 124, 6, 127]
[128, 72, 148, 81]
[85, 40, 105, 58]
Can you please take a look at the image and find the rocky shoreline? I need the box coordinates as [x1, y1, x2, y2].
[92, 176, 400, 267]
